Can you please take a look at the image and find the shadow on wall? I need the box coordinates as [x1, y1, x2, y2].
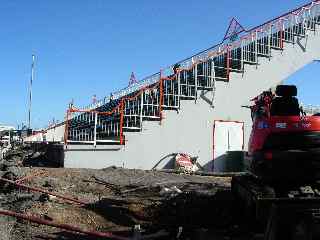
[151, 153, 208, 172]
[151, 153, 178, 170]
[211, 151, 245, 172]
[152, 153, 202, 171]
[151, 151, 245, 172]
[202, 160, 215, 172]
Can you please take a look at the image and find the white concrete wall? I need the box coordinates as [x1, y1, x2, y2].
[65, 96, 215, 169]
[24, 132, 44, 142]
[44, 124, 65, 142]
[23, 124, 65, 143]
[63, 26, 320, 170]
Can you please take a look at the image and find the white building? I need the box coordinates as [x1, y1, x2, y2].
[0, 124, 15, 133]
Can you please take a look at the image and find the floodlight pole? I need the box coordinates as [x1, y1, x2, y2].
[28, 55, 35, 130]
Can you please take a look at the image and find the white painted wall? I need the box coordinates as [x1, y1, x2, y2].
[44, 124, 65, 142]
[23, 124, 65, 143]
[64, 26, 320, 170]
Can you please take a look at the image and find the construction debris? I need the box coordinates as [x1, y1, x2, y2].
[0, 145, 259, 240]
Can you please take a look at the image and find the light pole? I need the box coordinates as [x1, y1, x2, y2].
[28, 54, 35, 130]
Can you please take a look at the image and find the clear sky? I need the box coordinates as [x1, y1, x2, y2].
[0, 0, 319, 128]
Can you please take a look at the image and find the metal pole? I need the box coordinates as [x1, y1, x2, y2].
[255, 31, 258, 67]
[194, 58, 198, 100]
[0, 209, 129, 240]
[94, 112, 98, 146]
[8, 130, 11, 146]
[28, 54, 35, 130]
[211, 60, 216, 107]
[0, 177, 88, 205]
[177, 69, 181, 110]
[268, 25, 272, 59]
[140, 91, 144, 129]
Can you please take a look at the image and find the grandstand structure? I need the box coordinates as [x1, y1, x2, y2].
[25, 1, 320, 170]
[302, 104, 320, 115]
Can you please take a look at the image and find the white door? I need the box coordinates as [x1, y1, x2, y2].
[213, 121, 244, 172]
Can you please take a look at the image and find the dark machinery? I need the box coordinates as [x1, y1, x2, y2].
[232, 85, 320, 239]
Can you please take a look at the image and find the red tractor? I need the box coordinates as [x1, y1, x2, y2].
[232, 85, 320, 239]
[247, 85, 320, 182]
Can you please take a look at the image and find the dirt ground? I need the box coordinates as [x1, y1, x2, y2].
[0, 144, 259, 240]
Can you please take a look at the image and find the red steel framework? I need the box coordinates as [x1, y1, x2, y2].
[64, 57, 215, 145]
[0, 177, 88, 205]
[63, 0, 320, 146]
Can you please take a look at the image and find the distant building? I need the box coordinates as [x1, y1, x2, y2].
[0, 124, 16, 145]
[0, 124, 15, 134]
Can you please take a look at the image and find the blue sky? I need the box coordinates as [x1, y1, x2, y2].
[0, 0, 318, 128]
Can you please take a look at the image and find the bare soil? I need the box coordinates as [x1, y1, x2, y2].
[0, 144, 257, 240]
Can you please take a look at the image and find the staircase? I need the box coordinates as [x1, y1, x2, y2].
[63, 1, 320, 170]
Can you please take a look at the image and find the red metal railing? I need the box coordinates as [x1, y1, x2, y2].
[0, 177, 88, 206]
[64, 0, 320, 145]
[0, 209, 129, 240]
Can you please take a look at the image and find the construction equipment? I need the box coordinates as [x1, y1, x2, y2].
[232, 85, 320, 239]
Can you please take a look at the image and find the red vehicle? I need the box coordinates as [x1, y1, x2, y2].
[247, 85, 320, 181]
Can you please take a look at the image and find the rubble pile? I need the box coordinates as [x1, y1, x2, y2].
[1, 143, 40, 167]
